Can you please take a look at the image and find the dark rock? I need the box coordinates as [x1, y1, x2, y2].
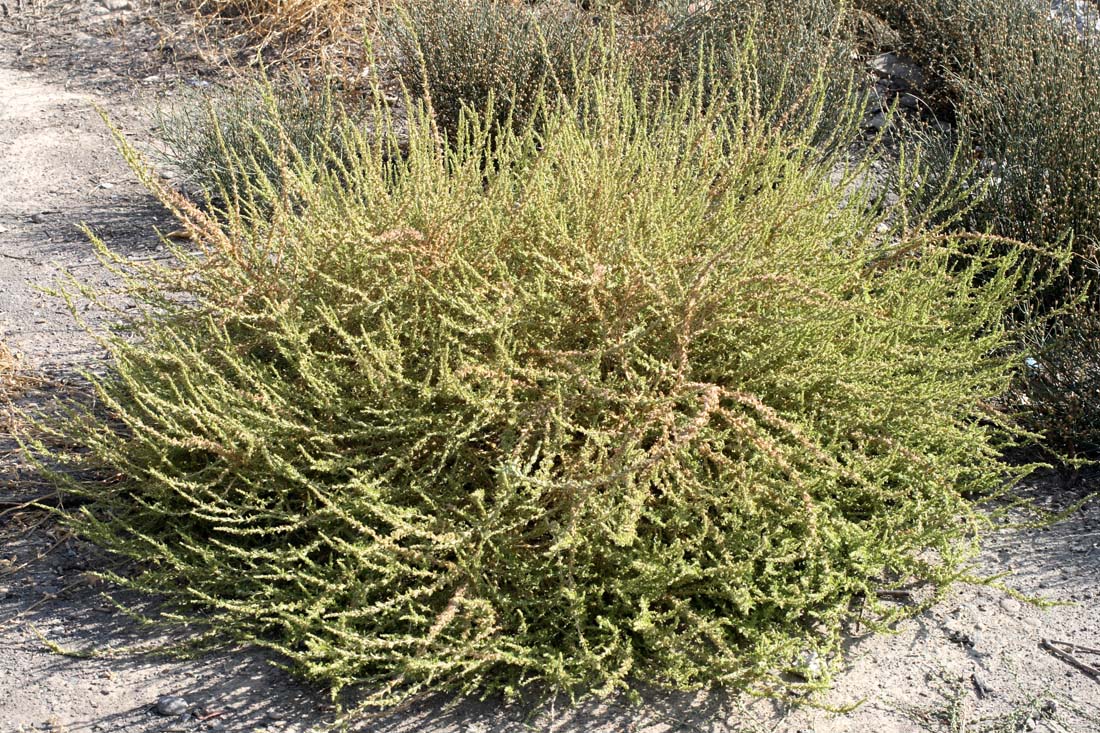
[947, 627, 978, 648]
[863, 111, 888, 131]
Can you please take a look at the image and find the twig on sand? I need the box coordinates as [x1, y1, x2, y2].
[1042, 638, 1100, 680]
[0, 575, 91, 630]
[0, 251, 39, 263]
[0, 492, 61, 517]
[0, 529, 71, 578]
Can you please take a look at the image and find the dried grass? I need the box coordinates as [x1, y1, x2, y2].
[184, 0, 382, 68]
[0, 341, 28, 459]
[0, 342, 25, 404]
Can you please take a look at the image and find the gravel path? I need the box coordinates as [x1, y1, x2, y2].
[1, 3, 1099, 732]
[0, 24, 338, 733]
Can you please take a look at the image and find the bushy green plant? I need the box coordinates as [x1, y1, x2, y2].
[45, 66, 1031, 711]
[385, 0, 594, 139]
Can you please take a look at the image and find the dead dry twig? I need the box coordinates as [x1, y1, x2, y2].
[1042, 638, 1100, 680]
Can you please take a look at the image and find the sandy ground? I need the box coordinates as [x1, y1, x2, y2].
[1, 2, 1099, 731]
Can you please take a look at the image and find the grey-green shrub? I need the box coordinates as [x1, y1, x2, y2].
[384, 0, 865, 144]
[157, 73, 363, 199]
[1006, 314, 1100, 462]
[649, 0, 861, 137]
[860, 0, 1100, 263]
[385, 0, 593, 139]
[856, 0, 1100, 458]
[46, 66, 1030, 711]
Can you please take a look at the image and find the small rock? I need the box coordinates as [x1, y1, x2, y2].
[868, 52, 926, 90]
[947, 627, 978, 648]
[899, 93, 920, 110]
[863, 111, 888, 131]
[971, 672, 994, 699]
[1000, 597, 1021, 614]
[155, 695, 189, 717]
[98, 182, 114, 190]
[1023, 716, 1038, 732]
[101, 0, 132, 9]
[797, 650, 823, 679]
[1041, 698, 1058, 717]
[29, 213, 47, 224]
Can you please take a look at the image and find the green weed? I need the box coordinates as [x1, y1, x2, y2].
[42, 62, 1033, 710]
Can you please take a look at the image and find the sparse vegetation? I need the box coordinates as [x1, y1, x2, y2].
[900, 672, 1078, 733]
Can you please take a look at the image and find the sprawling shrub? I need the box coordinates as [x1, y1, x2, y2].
[855, 0, 1100, 457]
[46, 68, 1030, 710]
